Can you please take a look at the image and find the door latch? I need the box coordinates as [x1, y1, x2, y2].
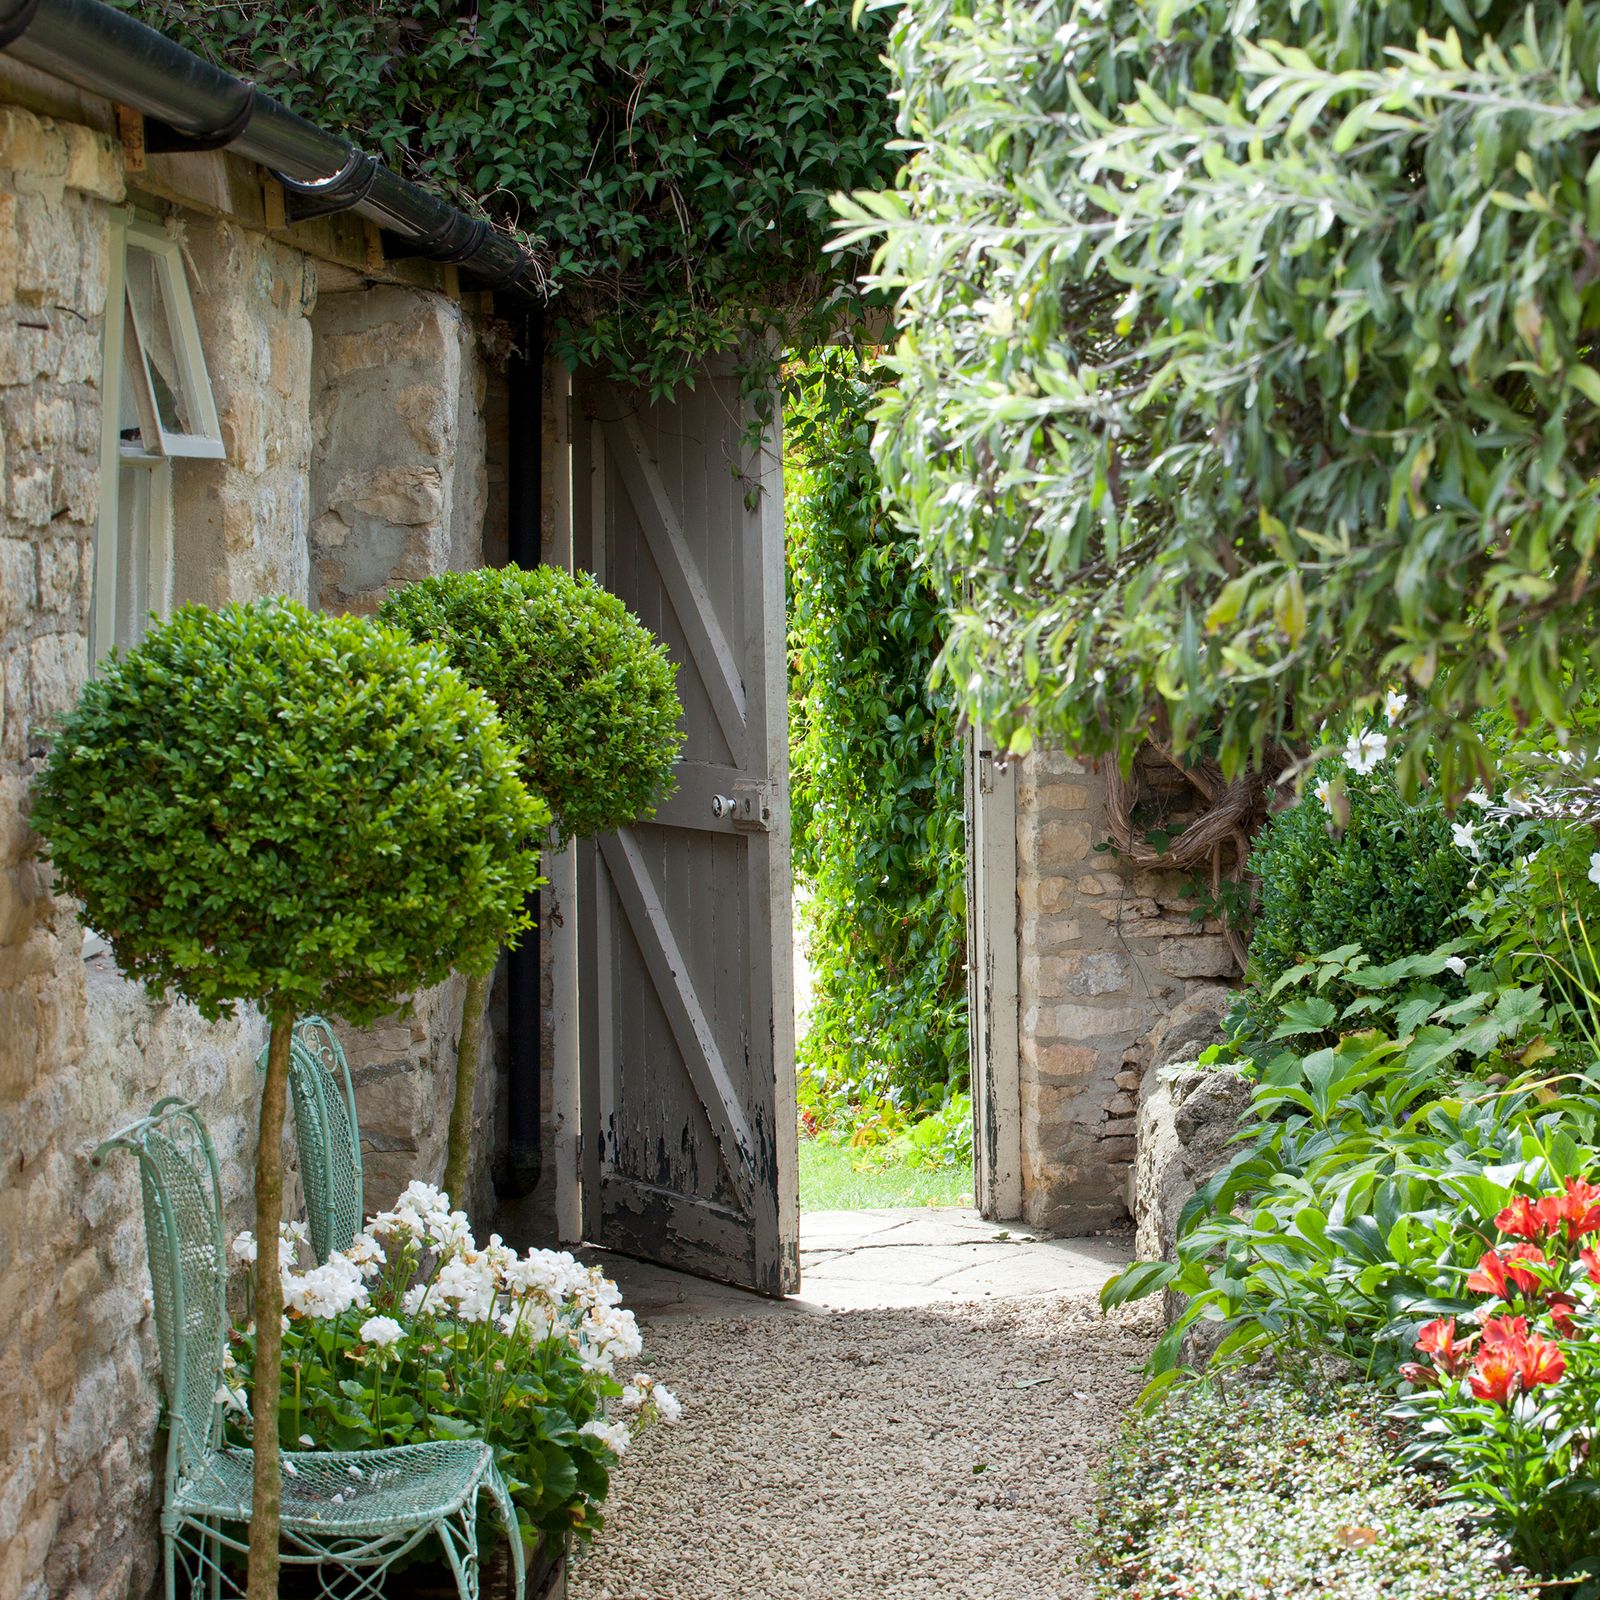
[711, 782, 771, 832]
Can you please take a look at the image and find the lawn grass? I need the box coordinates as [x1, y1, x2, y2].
[797, 1137, 974, 1211]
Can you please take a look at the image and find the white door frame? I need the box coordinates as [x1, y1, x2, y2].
[967, 733, 1022, 1219]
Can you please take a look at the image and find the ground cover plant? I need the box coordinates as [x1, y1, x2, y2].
[1090, 1379, 1528, 1598]
[380, 566, 682, 1199]
[226, 1180, 680, 1554]
[786, 349, 968, 1141]
[29, 600, 543, 1598]
[796, 1136, 972, 1212]
[844, 0, 1600, 791]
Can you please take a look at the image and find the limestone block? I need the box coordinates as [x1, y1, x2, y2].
[60, 123, 123, 203]
[1017, 873, 1073, 920]
[1156, 935, 1239, 979]
[0, 537, 34, 631]
[0, 107, 68, 192]
[9, 465, 54, 527]
[1026, 1000, 1149, 1042]
[1143, 984, 1235, 1074]
[1017, 816, 1092, 872]
[1023, 949, 1130, 999]
[1025, 1041, 1104, 1085]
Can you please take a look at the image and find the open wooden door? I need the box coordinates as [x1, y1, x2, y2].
[569, 364, 799, 1295]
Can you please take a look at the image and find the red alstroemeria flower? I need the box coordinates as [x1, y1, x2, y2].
[1467, 1247, 1546, 1298]
[1556, 1178, 1600, 1242]
[1582, 1247, 1600, 1287]
[1479, 1314, 1530, 1349]
[1399, 1361, 1440, 1389]
[1469, 1317, 1567, 1405]
[1548, 1295, 1580, 1339]
[1415, 1316, 1472, 1375]
[1495, 1195, 1560, 1242]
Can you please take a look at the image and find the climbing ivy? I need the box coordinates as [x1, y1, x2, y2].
[121, 0, 897, 396]
[786, 350, 968, 1127]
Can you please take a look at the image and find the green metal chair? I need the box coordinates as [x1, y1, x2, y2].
[95, 1099, 526, 1600]
[260, 1015, 365, 1265]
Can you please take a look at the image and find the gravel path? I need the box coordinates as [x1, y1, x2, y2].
[569, 1290, 1159, 1600]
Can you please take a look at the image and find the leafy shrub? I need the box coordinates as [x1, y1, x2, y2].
[227, 1180, 681, 1549]
[381, 566, 683, 848]
[124, 0, 897, 397]
[1239, 755, 1471, 1044]
[786, 349, 967, 1123]
[30, 598, 544, 1591]
[845, 0, 1600, 787]
[1090, 1379, 1528, 1599]
[32, 599, 544, 1021]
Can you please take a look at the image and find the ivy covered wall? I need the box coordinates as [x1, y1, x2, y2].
[786, 351, 968, 1127]
[122, 0, 898, 396]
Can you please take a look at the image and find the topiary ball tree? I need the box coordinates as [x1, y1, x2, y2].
[380, 564, 684, 1199]
[30, 599, 545, 1600]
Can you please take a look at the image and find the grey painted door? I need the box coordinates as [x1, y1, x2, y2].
[570, 365, 799, 1295]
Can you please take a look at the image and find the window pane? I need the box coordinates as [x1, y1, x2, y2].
[115, 459, 153, 652]
[124, 245, 194, 437]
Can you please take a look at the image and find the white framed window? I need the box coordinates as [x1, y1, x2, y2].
[90, 214, 223, 665]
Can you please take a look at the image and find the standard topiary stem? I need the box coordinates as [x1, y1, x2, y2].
[444, 967, 491, 1205]
[247, 1009, 292, 1600]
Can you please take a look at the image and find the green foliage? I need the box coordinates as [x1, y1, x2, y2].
[843, 0, 1600, 789]
[1089, 1379, 1529, 1599]
[123, 0, 897, 397]
[1239, 759, 1472, 1042]
[29, 600, 543, 1022]
[380, 566, 683, 848]
[786, 349, 967, 1120]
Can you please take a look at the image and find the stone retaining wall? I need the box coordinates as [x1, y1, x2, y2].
[1014, 746, 1242, 1234]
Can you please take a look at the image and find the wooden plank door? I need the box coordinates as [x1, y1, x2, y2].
[570, 364, 799, 1295]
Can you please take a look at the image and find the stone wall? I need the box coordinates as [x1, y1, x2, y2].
[0, 103, 323, 1600]
[1014, 746, 1241, 1234]
[308, 283, 512, 1224]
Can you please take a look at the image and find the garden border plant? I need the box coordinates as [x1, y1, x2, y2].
[380, 565, 683, 1202]
[30, 600, 543, 1599]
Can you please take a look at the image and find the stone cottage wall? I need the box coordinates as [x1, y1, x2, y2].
[0, 101, 324, 1600]
[308, 283, 511, 1223]
[1014, 746, 1241, 1233]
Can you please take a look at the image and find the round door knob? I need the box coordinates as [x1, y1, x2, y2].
[712, 794, 736, 818]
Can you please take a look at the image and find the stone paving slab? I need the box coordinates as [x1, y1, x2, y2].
[584, 1206, 1132, 1320]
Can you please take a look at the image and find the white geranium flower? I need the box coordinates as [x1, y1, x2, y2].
[1451, 821, 1481, 860]
[282, 1255, 368, 1320]
[579, 1418, 632, 1457]
[1590, 851, 1600, 889]
[1343, 730, 1387, 775]
[652, 1384, 683, 1424]
[360, 1315, 404, 1349]
[231, 1231, 257, 1266]
[1383, 688, 1407, 723]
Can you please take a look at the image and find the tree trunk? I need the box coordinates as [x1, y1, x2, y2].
[247, 1009, 292, 1600]
[444, 967, 491, 1204]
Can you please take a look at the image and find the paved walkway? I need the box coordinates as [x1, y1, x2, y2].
[568, 1208, 1155, 1600]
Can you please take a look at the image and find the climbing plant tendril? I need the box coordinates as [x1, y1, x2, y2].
[121, 0, 898, 399]
[786, 350, 968, 1125]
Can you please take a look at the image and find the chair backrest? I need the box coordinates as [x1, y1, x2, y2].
[283, 1016, 365, 1263]
[94, 1099, 226, 1487]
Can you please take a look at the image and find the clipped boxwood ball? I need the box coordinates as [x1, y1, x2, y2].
[380, 566, 684, 845]
[30, 599, 547, 1024]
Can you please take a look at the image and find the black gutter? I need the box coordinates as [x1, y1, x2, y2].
[0, 0, 534, 289]
[498, 311, 544, 1200]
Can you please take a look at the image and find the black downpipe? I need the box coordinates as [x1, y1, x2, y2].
[499, 311, 544, 1199]
[0, 0, 532, 289]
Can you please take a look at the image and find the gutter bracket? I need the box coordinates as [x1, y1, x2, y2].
[276, 147, 380, 222]
[0, 0, 40, 50]
[144, 84, 256, 153]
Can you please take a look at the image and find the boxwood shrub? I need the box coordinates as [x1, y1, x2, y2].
[1090, 1380, 1528, 1599]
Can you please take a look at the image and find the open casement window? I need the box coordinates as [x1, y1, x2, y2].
[91, 216, 221, 666]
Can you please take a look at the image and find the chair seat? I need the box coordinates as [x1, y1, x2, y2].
[173, 1441, 497, 1535]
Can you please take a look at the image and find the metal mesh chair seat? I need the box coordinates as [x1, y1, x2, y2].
[174, 1441, 497, 1533]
